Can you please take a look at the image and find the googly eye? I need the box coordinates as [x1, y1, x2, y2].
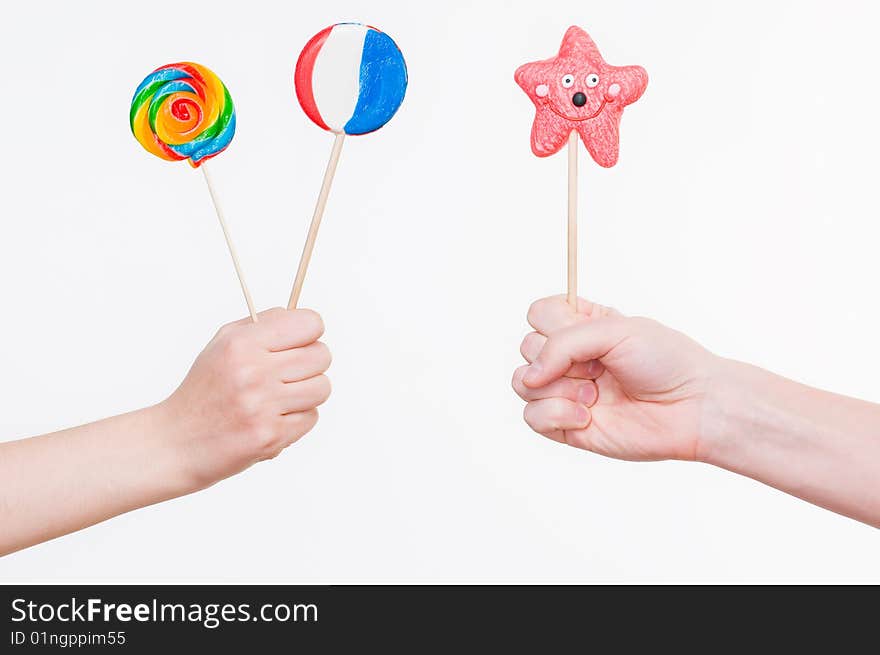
[561, 74, 574, 88]
[586, 73, 600, 88]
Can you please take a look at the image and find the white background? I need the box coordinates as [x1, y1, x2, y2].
[1, 0, 878, 583]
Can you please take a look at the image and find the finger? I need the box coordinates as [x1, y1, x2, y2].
[527, 295, 619, 335]
[277, 409, 320, 449]
[523, 398, 592, 435]
[275, 342, 332, 382]
[222, 306, 294, 331]
[278, 375, 331, 414]
[252, 307, 325, 351]
[512, 365, 598, 405]
[523, 317, 628, 388]
[558, 428, 599, 454]
[520, 331, 545, 361]
[520, 332, 604, 379]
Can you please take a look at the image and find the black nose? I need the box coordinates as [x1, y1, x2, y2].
[572, 92, 587, 107]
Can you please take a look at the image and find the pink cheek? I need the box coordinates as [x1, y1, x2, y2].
[535, 84, 549, 98]
[606, 83, 621, 100]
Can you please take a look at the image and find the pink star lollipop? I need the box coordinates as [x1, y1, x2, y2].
[515, 26, 647, 307]
[515, 26, 647, 167]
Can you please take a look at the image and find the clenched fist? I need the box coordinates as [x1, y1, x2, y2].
[512, 296, 714, 461]
[161, 307, 332, 490]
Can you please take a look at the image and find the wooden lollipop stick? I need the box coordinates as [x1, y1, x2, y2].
[200, 162, 258, 322]
[288, 133, 346, 309]
[567, 130, 578, 308]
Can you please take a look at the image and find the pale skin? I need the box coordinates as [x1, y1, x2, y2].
[513, 295, 880, 528]
[0, 308, 331, 556]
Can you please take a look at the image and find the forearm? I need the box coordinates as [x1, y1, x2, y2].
[701, 358, 880, 527]
[0, 404, 192, 556]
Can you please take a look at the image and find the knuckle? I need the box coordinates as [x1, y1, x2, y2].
[263, 442, 286, 460]
[250, 428, 279, 459]
[229, 364, 260, 394]
[535, 337, 556, 362]
[522, 404, 536, 428]
[526, 299, 544, 326]
[291, 409, 319, 437]
[314, 375, 332, 404]
[522, 403, 543, 431]
[314, 341, 332, 369]
[249, 419, 281, 455]
[528, 332, 546, 356]
[293, 309, 324, 338]
[232, 390, 263, 425]
[511, 366, 528, 395]
[520, 331, 538, 355]
[217, 333, 250, 364]
[259, 307, 288, 322]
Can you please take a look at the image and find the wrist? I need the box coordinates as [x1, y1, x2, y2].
[695, 356, 756, 467]
[141, 400, 204, 500]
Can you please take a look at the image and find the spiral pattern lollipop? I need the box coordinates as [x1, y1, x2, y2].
[130, 62, 236, 167]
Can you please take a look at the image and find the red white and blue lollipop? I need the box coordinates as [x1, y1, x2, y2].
[296, 23, 407, 135]
[288, 23, 408, 307]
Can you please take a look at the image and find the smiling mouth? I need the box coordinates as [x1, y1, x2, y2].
[546, 99, 607, 122]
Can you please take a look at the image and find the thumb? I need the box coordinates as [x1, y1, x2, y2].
[523, 317, 628, 388]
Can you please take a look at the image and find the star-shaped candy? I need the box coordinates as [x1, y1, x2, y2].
[515, 26, 648, 167]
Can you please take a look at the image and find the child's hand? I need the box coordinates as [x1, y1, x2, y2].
[160, 307, 331, 491]
[512, 296, 716, 461]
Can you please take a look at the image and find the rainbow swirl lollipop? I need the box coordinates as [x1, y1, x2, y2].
[130, 62, 235, 167]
